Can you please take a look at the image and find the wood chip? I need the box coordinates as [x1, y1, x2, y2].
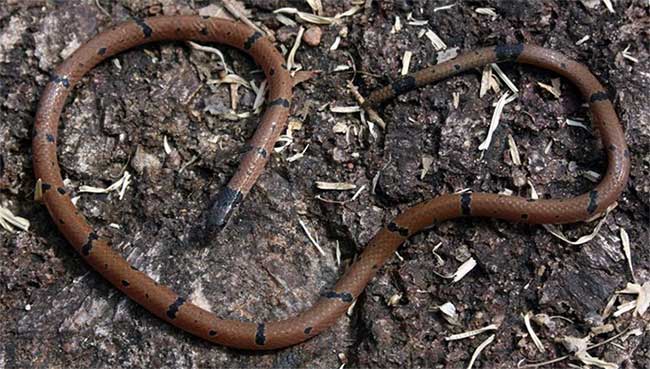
[434, 3, 457, 12]
[401, 51, 413, 75]
[507, 134, 521, 166]
[576, 35, 590, 46]
[475, 7, 498, 19]
[315, 181, 356, 190]
[453, 257, 477, 283]
[424, 29, 447, 51]
[421, 155, 434, 179]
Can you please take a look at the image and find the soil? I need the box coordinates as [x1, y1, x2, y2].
[1, 0, 649, 368]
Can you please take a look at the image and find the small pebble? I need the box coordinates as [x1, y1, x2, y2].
[303, 27, 322, 47]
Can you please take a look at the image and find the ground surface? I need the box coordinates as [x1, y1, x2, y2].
[1, 0, 649, 368]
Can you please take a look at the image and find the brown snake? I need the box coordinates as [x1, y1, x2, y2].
[33, 16, 630, 349]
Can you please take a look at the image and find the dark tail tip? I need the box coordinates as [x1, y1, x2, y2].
[204, 186, 243, 233]
[184, 187, 243, 246]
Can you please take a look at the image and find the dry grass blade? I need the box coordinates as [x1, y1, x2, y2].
[475, 7, 498, 19]
[446, 324, 499, 341]
[163, 136, 172, 155]
[434, 3, 456, 11]
[620, 228, 635, 282]
[330, 106, 361, 113]
[305, 0, 323, 15]
[542, 212, 609, 245]
[330, 36, 341, 50]
[274, 6, 360, 25]
[298, 218, 325, 256]
[478, 92, 511, 151]
[466, 334, 496, 369]
[80, 171, 131, 201]
[566, 118, 590, 131]
[276, 13, 297, 26]
[491, 64, 519, 94]
[187, 41, 232, 73]
[576, 35, 590, 45]
[287, 27, 305, 71]
[223, 0, 267, 36]
[524, 311, 545, 352]
[537, 79, 561, 99]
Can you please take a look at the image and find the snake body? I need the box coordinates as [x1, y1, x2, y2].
[33, 16, 630, 350]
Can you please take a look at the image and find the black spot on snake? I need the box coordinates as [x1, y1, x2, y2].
[98, 47, 107, 55]
[590, 91, 609, 102]
[57, 187, 66, 195]
[46, 134, 55, 142]
[392, 75, 417, 95]
[460, 193, 472, 216]
[41, 183, 51, 191]
[387, 222, 409, 237]
[166, 297, 186, 319]
[209, 330, 217, 336]
[268, 98, 290, 108]
[244, 31, 263, 50]
[121, 280, 130, 287]
[81, 231, 99, 256]
[255, 323, 266, 345]
[133, 17, 153, 38]
[321, 291, 354, 303]
[49, 74, 70, 87]
[495, 43, 524, 61]
[304, 327, 312, 334]
[587, 190, 599, 214]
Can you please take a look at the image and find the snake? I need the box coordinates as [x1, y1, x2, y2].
[33, 16, 630, 350]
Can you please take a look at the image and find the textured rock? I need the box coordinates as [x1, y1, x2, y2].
[0, 0, 648, 368]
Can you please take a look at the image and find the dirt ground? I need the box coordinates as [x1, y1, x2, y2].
[1, 0, 649, 368]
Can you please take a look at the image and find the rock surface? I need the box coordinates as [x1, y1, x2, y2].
[0, 1, 648, 368]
